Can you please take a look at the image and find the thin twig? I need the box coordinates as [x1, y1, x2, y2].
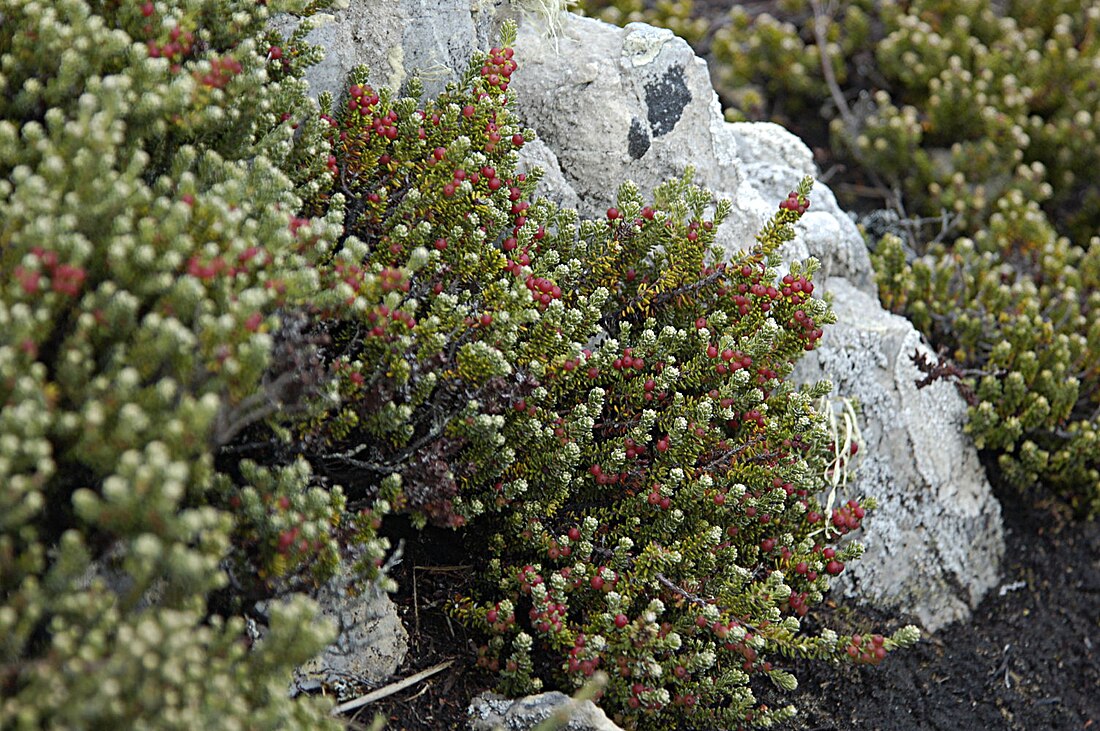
[330, 660, 455, 716]
[412, 566, 420, 639]
[655, 572, 709, 607]
[810, 0, 907, 221]
[809, 0, 858, 134]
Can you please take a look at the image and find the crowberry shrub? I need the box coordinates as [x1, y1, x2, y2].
[455, 175, 919, 728]
[284, 24, 586, 532]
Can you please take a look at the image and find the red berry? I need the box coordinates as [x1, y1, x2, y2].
[614, 614, 629, 628]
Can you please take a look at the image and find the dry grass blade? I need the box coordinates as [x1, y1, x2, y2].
[331, 660, 455, 716]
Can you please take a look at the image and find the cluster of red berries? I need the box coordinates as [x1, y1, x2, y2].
[845, 633, 887, 664]
[724, 265, 783, 315]
[512, 398, 536, 416]
[646, 485, 672, 510]
[786, 589, 810, 617]
[525, 274, 562, 308]
[538, 526, 575, 560]
[612, 347, 645, 372]
[515, 564, 544, 594]
[275, 524, 316, 555]
[365, 304, 416, 337]
[779, 190, 810, 214]
[830, 498, 866, 534]
[626, 683, 664, 711]
[481, 46, 517, 91]
[442, 164, 499, 198]
[483, 118, 524, 152]
[14, 248, 87, 297]
[484, 604, 516, 633]
[347, 83, 381, 115]
[788, 308, 824, 350]
[684, 219, 712, 242]
[462, 312, 494, 328]
[672, 691, 698, 709]
[196, 55, 241, 89]
[623, 437, 647, 459]
[566, 634, 602, 676]
[780, 272, 815, 303]
[821, 546, 845, 575]
[729, 639, 769, 673]
[331, 260, 368, 293]
[587, 567, 616, 592]
[146, 25, 194, 67]
[588, 463, 627, 485]
[736, 408, 766, 429]
[792, 559, 820, 582]
[186, 254, 233, 281]
[367, 107, 399, 141]
[706, 344, 753, 375]
[378, 267, 410, 293]
[528, 600, 567, 634]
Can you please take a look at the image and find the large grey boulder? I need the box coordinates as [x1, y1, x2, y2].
[794, 279, 1005, 630]
[271, 0, 500, 100]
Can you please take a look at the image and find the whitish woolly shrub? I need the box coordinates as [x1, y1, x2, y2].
[0, 0, 350, 726]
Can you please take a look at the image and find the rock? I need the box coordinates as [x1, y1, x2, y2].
[794, 279, 1005, 630]
[273, 564, 408, 695]
[469, 692, 624, 731]
[723, 122, 876, 293]
[270, 0, 500, 100]
[517, 137, 582, 210]
[511, 17, 735, 214]
[510, 16, 874, 293]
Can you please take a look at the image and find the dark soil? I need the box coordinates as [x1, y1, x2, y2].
[777, 471, 1100, 731]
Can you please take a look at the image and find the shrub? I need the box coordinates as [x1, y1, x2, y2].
[280, 26, 919, 729]
[580, 0, 1100, 515]
[459, 178, 921, 730]
[0, 0, 349, 726]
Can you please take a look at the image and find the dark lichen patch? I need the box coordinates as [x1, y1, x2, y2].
[644, 65, 690, 136]
[628, 117, 651, 159]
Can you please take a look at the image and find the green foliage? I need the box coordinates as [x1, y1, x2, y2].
[288, 32, 918, 728]
[462, 178, 920, 730]
[578, 0, 1100, 514]
[874, 226, 1100, 514]
[0, 0, 348, 726]
[578, 0, 710, 45]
